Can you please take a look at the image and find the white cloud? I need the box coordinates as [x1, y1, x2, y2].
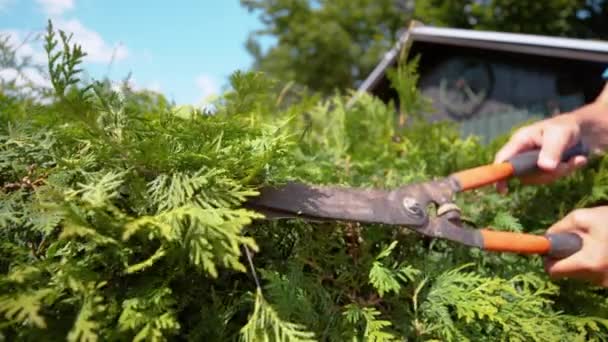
[132, 79, 163, 93]
[109, 76, 162, 94]
[53, 19, 129, 64]
[21, 67, 50, 87]
[0, 67, 51, 88]
[1, 4, 131, 95]
[0, 23, 129, 91]
[0, 30, 50, 90]
[37, 0, 74, 16]
[195, 74, 219, 101]
[1, 20, 129, 66]
[0, 29, 47, 64]
[0, 68, 23, 84]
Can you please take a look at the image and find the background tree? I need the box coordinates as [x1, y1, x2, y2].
[572, 0, 608, 39]
[243, 0, 608, 95]
[241, 0, 413, 95]
[415, 0, 608, 39]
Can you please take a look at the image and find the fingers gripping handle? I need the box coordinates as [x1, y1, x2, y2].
[480, 230, 582, 258]
[451, 142, 589, 191]
[507, 141, 590, 177]
[451, 164, 515, 191]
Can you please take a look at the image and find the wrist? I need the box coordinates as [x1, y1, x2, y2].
[597, 85, 608, 109]
[575, 83, 608, 124]
[574, 101, 608, 154]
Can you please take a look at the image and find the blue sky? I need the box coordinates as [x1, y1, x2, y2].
[0, 0, 270, 104]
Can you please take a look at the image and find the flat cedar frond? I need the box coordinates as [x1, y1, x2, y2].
[369, 262, 402, 298]
[67, 170, 128, 208]
[240, 289, 316, 342]
[0, 190, 23, 227]
[491, 211, 525, 232]
[3, 265, 41, 284]
[118, 287, 180, 341]
[369, 241, 421, 297]
[565, 316, 608, 341]
[418, 264, 580, 341]
[123, 205, 260, 277]
[67, 298, 102, 342]
[0, 289, 53, 329]
[147, 168, 258, 212]
[342, 304, 398, 341]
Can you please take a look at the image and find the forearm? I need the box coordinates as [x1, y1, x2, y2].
[598, 82, 608, 107]
[574, 83, 608, 154]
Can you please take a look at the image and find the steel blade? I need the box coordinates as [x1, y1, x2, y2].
[245, 181, 428, 226]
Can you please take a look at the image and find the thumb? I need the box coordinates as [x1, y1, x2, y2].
[546, 209, 592, 235]
[544, 210, 590, 277]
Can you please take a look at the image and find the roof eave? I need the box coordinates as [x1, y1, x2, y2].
[352, 23, 608, 99]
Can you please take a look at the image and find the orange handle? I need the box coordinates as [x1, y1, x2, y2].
[450, 143, 589, 192]
[480, 229, 550, 254]
[451, 163, 514, 191]
[480, 229, 582, 258]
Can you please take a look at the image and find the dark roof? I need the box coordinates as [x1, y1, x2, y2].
[351, 22, 608, 104]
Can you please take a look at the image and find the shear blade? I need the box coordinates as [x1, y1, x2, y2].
[244, 181, 486, 250]
[245, 181, 428, 226]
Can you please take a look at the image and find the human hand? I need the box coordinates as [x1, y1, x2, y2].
[544, 206, 608, 287]
[493, 113, 588, 194]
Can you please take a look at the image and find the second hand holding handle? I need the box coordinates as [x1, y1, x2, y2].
[480, 229, 583, 259]
[507, 141, 589, 177]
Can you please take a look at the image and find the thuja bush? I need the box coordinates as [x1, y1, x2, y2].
[1, 21, 607, 341]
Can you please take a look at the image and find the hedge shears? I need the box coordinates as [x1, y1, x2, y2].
[245, 143, 589, 259]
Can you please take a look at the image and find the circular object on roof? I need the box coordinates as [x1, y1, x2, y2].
[438, 58, 494, 119]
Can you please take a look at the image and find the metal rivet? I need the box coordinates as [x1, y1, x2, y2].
[402, 197, 424, 218]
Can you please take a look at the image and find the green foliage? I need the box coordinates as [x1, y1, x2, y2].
[1, 20, 608, 342]
[342, 304, 397, 341]
[0, 32, 48, 116]
[386, 54, 433, 124]
[43, 19, 92, 103]
[240, 289, 316, 342]
[369, 241, 420, 298]
[413, 0, 608, 39]
[0, 289, 52, 329]
[241, 0, 411, 94]
[418, 265, 565, 341]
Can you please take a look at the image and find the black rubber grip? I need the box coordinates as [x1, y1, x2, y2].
[508, 141, 590, 177]
[546, 232, 583, 259]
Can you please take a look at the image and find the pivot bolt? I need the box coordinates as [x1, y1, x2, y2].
[402, 197, 424, 218]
